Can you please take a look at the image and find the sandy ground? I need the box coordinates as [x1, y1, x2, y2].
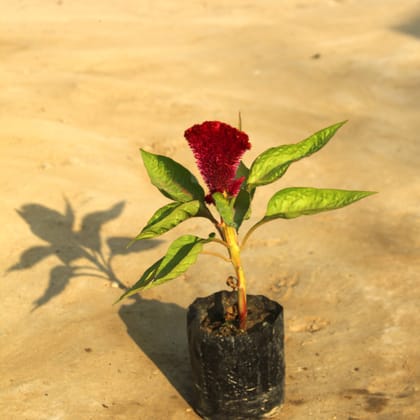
[1, 1, 419, 419]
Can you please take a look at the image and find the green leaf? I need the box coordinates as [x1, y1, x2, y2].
[141, 149, 205, 202]
[213, 188, 251, 231]
[236, 160, 250, 180]
[263, 187, 376, 221]
[247, 121, 347, 188]
[236, 161, 257, 222]
[116, 235, 207, 301]
[233, 189, 251, 230]
[131, 200, 202, 241]
[154, 235, 206, 280]
[115, 258, 163, 302]
[213, 192, 236, 228]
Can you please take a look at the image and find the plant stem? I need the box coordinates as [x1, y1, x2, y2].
[222, 223, 247, 330]
[200, 204, 225, 239]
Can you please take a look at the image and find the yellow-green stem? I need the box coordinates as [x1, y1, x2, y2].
[222, 223, 247, 330]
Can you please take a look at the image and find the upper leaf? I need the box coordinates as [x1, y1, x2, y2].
[247, 121, 347, 188]
[228, 160, 253, 227]
[131, 200, 202, 241]
[212, 192, 236, 228]
[116, 235, 207, 301]
[232, 189, 251, 231]
[141, 149, 205, 202]
[236, 160, 250, 180]
[263, 187, 376, 221]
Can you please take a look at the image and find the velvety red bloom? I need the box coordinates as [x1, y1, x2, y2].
[184, 121, 251, 202]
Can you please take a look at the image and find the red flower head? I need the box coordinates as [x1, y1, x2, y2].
[184, 121, 251, 202]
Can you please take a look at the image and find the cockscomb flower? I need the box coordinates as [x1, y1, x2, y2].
[184, 121, 251, 202]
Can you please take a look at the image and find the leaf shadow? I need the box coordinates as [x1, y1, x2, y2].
[7, 198, 161, 310]
[118, 295, 194, 407]
[393, 9, 420, 39]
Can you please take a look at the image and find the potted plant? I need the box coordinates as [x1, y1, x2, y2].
[116, 120, 375, 419]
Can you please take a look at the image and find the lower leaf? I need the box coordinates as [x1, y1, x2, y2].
[132, 200, 202, 241]
[213, 192, 236, 228]
[116, 235, 207, 301]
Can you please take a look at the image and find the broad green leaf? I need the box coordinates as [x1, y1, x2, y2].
[236, 160, 250, 180]
[233, 189, 251, 230]
[213, 192, 236, 227]
[211, 162, 255, 229]
[116, 235, 207, 301]
[247, 121, 347, 188]
[154, 235, 206, 280]
[236, 161, 255, 222]
[141, 149, 205, 202]
[115, 258, 163, 302]
[132, 200, 201, 241]
[263, 187, 376, 221]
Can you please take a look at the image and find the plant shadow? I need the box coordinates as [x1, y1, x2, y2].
[7, 198, 161, 310]
[9, 198, 194, 404]
[119, 295, 194, 406]
[393, 9, 420, 39]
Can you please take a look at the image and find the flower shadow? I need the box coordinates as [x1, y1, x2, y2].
[7, 198, 161, 310]
[119, 295, 194, 406]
